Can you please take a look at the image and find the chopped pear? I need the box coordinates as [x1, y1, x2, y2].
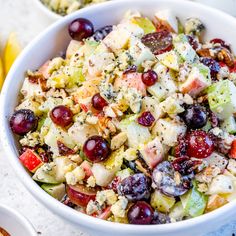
[151, 190, 175, 213]
[157, 50, 179, 71]
[131, 17, 156, 34]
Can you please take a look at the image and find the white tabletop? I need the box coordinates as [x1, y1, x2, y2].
[0, 0, 235, 235]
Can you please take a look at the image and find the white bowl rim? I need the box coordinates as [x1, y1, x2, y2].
[1, 0, 236, 233]
[33, 0, 62, 20]
[0, 204, 37, 236]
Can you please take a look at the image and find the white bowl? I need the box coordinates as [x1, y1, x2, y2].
[1, 0, 236, 235]
[0, 204, 37, 236]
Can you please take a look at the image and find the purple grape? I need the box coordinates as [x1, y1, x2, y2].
[118, 173, 151, 201]
[68, 18, 94, 41]
[128, 201, 154, 225]
[92, 25, 113, 41]
[152, 161, 190, 197]
[200, 57, 220, 78]
[180, 104, 207, 129]
[83, 136, 110, 163]
[10, 109, 38, 135]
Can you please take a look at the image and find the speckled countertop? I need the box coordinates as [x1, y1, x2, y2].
[0, 0, 236, 236]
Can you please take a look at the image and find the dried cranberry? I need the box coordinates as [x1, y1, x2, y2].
[107, 176, 121, 193]
[118, 173, 151, 201]
[128, 201, 154, 225]
[210, 38, 231, 51]
[19, 146, 38, 156]
[28, 74, 40, 84]
[186, 130, 214, 159]
[92, 25, 113, 41]
[209, 133, 231, 155]
[175, 135, 187, 158]
[57, 141, 75, 156]
[92, 93, 108, 111]
[208, 109, 219, 128]
[141, 70, 158, 86]
[40, 152, 50, 163]
[172, 156, 202, 175]
[187, 35, 199, 50]
[141, 30, 173, 55]
[200, 57, 220, 78]
[137, 111, 155, 127]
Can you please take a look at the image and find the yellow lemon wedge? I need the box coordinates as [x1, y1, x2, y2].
[0, 56, 5, 91]
[3, 32, 21, 75]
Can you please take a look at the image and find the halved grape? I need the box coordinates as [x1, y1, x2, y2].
[141, 30, 173, 55]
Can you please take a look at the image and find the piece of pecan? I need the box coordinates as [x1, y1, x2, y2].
[217, 48, 235, 68]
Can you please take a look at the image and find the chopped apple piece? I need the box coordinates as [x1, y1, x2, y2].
[180, 63, 211, 97]
[139, 137, 164, 169]
[205, 194, 228, 212]
[19, 149, 43, 173]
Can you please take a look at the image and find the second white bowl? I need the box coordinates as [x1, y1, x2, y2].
[0, 204, 37, 236]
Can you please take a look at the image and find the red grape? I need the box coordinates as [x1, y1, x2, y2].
[128, 201, 154, 225]
[92, 93, 108, 111]
[50, 105, 73, 127]
[83, 136, 110, 163]
[66, 184, 97, 207]
[180, 105, 207, 129]
[141, 30, 173, 55]
[186, 130, 214, 159]
[68, 18, 94, 41]
[10, 109, 38, 135]
[141, 70, 158, 86]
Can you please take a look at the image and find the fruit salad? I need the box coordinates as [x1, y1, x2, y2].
[40, 0, 108, 16]
[9, 10, 236, 225]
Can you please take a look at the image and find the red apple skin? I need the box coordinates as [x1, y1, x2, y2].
[98, 206, 112, 220]
[19, 149, 43, 173]
[80, 161, 93, 178]
[66, 184, 97, 207]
